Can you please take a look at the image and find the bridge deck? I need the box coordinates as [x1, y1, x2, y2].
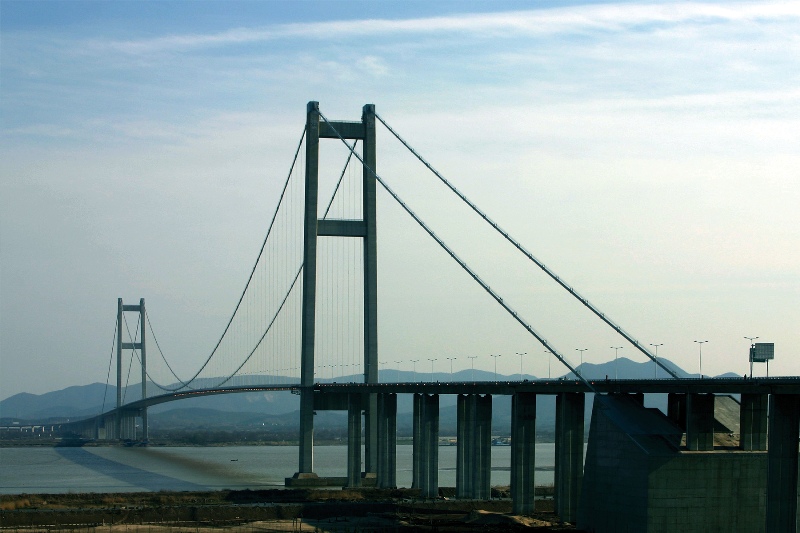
[107, 376, 800, 413]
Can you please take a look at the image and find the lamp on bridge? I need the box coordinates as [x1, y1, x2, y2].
[468, 355, 478, 381]
[446, 357, 457, 377]
[575, 348, 588, 375]
[649, 343, 663, 378]
[611, 346, 624, 379]
[744, 336, 758, 378]
[694, 340, 708, 378]
[490, 354, 502, 381]
[428, 358, 437, 378]
[411, 359, 419, 382]
[516, 352, 527, 380]
[611, 346, 623, 379]
[543, 350, 552, 379]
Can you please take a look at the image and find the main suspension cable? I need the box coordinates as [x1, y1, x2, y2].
[214, 265, 304, 388]
[375, 113, 678, 379]
[319, 111, 593, 391]
[157, 127, 307, 391]
[163, 133, 353, 390]
[99, 319, 117, 416]
[145, 310, 187, 388]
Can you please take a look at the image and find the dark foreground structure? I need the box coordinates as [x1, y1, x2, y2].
[578, 393, 799, 532]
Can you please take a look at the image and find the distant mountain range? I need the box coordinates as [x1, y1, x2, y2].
[0, 357, 739, 435]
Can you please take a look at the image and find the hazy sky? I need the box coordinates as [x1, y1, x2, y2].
[2, 1, 799, 399]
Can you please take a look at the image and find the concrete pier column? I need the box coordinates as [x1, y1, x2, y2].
[511, 392, 537, 515]
[555, 392, 584, 523]
[119, 412, 136, 440]
[140, 409, 148, 442]
[628, 392, 644, 405]
[740, 393, 768, 451]
[412, 393, 423, 489]
[347, 394, 362, 488]
[377, 393, 397, 488]
[765, 394, 800, 533]
[100, 415, 111, 441]
[686, 393, 714, 451]
[667, 393, 687, 429]
[456, 394, 471, 498]
[80, 422, 94, 439]
[417, 394, 440, 498]
[473, 394, 492, 500]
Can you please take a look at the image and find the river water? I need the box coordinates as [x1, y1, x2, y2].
[0, 444, 557, 494]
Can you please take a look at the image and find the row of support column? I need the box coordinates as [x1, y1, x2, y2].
[412, 394, 439, 498]
[457, 394, 493, 499]
[377, 393, 398, 488]
[555, 393, 585, 523]
[94, 410, 145, 441]
[667, 392, 770, 452]
[407, 392, 584, 519]
[345, 393, 397, 489]
[511, 393, 537, 514]
[301, 388, 799, 529]
[347, 394, 362, 487]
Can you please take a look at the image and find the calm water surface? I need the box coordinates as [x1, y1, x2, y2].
[0, 444, 557, 494]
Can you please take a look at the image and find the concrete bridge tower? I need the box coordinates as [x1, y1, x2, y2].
[295, 102, 379, 481]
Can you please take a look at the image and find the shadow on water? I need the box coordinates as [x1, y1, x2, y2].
[55, 447, 206, 492]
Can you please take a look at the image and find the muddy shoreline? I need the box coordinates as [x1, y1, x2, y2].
[1, 488, 578, 531]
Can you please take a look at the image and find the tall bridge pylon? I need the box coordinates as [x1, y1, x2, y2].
[116, 297, 147, 441]
[296, 102, 379, 479]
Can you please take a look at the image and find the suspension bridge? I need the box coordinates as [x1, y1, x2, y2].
[65, 102, 799, 532]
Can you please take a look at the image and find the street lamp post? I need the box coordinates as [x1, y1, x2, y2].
[544, 350, 552, 379]
[411, 359, 419, 382]
[611, 346, 623, 379]
[694, 340, 708, 378]
[467, 356, 478, 381]
[649, 343, 663, 378]
[447, 357, 457, 377]
[575, 348, 588, 376]
[490, 354, 502, 381]
[516, 352, 527, 380]
[428, 358, 437, 379]
[744, 337, 758, 378]
[395, 361, 402, 383]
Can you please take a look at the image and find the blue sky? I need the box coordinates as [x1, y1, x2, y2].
[1, 1, 799, 398]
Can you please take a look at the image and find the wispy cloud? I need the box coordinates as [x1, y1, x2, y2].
[100, 2, 800, 55]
